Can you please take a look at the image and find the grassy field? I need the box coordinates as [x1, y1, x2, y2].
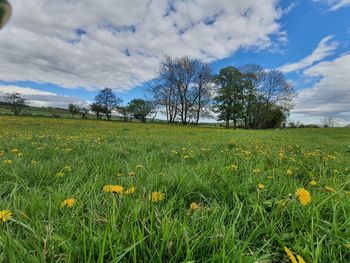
[0, 116, 350, 262]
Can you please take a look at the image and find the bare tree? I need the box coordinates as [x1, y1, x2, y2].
[3, 92, 26, 115]
[322, 116, 336, 128]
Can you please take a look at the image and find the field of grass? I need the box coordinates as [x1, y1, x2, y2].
[1, 116, 350, 262]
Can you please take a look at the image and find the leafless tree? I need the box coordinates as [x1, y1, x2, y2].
[3, 92, 26, 115]
[322, 116, 336, 128]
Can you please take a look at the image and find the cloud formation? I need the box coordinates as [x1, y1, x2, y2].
[314, 0, 350, 11]
[0, 86, 90, 108]
[0, 0, 283, 91]
[292, 52, 350, 122]
[279, 36, 338, 73]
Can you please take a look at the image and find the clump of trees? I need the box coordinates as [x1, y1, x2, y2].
[150, 56, 296, 129]
[213, 65, 295, 129]
[2, 92, 26, 115]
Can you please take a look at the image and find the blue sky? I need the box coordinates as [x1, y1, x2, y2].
[0, 0, 349, 124]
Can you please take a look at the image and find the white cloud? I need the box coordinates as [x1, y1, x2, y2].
[292, 52, 350, 123]
[279, 36, 338, 73]
[0, 86, 89, 108]
[0, 0, 284, 91]
[314, 0, 350, 11]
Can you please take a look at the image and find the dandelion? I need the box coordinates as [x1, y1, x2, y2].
[3, 160, 12, 165]
[102, 185, 124, 194]
[0, 210, 12, 222]
[230, 164, 238, 171]
[136, 164, 143, 169]
[268, 175, 273, 179]
[18, 152, 23, 157]
[325, 186, 336, 192]
[287, 169, 293, 176]
[56, 172, 64, 177]
[128, 172, 136, 177]
[284, 246, 297, 263]
[0, 151, 4, 157]
[61, 198, 76, 208]
[309, 180, 317, 186]
[11, 148, 19, 153]
[117, 173, 123, 177]
[295, 188, 311, 206]
[63, 166, 72, 172]
[31, 160, 38, 165]
[258, 183, 265, 190]
[190, 202, 199, 211]
[151, 191, 165, 203]
[253, 168, 261, 174]
[125, 187, 136, 195]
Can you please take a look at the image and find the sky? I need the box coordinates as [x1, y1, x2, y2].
[0, 0, 349, 125]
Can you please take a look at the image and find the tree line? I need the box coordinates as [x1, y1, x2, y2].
[0, 55, 297, 129]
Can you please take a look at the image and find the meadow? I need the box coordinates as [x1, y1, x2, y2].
[0, 116, 350, 262]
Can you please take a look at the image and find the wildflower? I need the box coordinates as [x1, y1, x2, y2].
[309, 180, 317, 186]
[125, 187, 136, 195]
[295, 188, 311, 206]
[258, 184, 265, 190]
[102, 185, 124, 194]
[128, 172, 136, 177]
[31, 160, 38, 165]
[61, 198, 76, 208]
[284, 246, 297, 263]
[56, 172, 64, 177]
[0, 210, 12, 222]
[136, 164, 143, 169]
[0, 151, 4, 157]
[63, 166, 72, 172]
[11, 148, 19, 153]
[18, 153, 23, 157]
[3, 160, 12, 165]
[268, 175, 273, 179]
[253, 169, 261, 174]
[190, 202, 199, 211]
[117, 173, 123, 177]
[325, 186, 336, 192]
[230, 164, 238, 171]
[151, 191, 165, 203]
[287, 169, 293, 176]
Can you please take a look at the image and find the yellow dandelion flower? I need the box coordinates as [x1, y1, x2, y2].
[295, 188, 311, 206]
[11, 148, 19, 153]
[117, 173, 123, 177]
[18, 152, 23, 157]
[63, 166, 72, 172]
[190, 202, 199, 211]
[230, 164, 238, 171]
[31, 160, 38, 165]
[0, 210, 13, 222]
[102, 185, 124, 194]
[3, 160, 12, 165]
[284, 246, 298, 263]
[253, 169, 261, 174]
[325, 186, 336, 192]
[287, 169, 293, 176]
[297, 255, 306, 263]
[61, 198, 76, 208]
[309, 180, 317, 186]
[0, 151, 4, 157]
[345, 191, 350, 196]
[56, 172, 64, 177]
[128, 172, 136, 177]
[136, 164, 143, 169]
[151, 191, 165, 203]
[125, 187, 136, 195]
[258, 184, 265, 190]
[268, 175, 273, 179]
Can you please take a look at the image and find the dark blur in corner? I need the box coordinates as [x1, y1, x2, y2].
[0, 0, 11, 30]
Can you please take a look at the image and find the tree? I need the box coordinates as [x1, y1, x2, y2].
[90, 103, 105, 119]
[94, 88, 122, 120]
[322, 116, 336, 128]
[0, 0, 11, 30]
[127, 99, 155, 122]
[3, 92, 26, 115]
[213, 67, 245, 129]
[68, 103, 79, 117]
[78, 106, 89, 119]
[117, 106, 132, 122]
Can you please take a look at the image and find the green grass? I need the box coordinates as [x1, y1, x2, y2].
[1, 116, 350, 262]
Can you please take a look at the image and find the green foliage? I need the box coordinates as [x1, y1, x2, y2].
[127, 99, 155, 122]
[1, 116, 350, 262]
